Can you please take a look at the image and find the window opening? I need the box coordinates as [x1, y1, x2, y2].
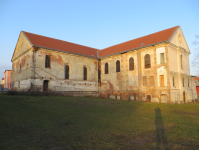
[105, 63, 108, 74]
[173, 76, 175, 87]
[181, 55, 183, 69]
[116, 60, 120, 72]
[145, 54, 151, 68]
[84, 67, 87, 80]
[150, 76, 154, 86]
[160, 53, 165, 64]
[45, 55, 51, 68]
[129, 57, 134, 70]
[160, 75, 164, 87]
[65, 65, 69, 79]
[143, 77, 147, 86]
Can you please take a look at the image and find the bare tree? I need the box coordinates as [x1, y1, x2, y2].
[192, 35, 199, 76]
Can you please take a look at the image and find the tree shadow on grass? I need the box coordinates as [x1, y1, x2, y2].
[155, 107, 169, 150]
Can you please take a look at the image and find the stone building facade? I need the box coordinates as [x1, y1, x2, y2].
[11, 26, 197, 103]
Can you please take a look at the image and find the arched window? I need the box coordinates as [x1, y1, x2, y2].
[65, 65, 69, 79]
[105, 63, 108, 74]
[181, 55, 183, 69]
[145, 54, 151, 68]
[84, 66, 87, 80]
[116, 60, 120, 72]
[129, 57, 134, 70]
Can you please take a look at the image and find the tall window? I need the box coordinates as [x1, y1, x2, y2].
[45, 55, 51, 68]
[160, 53, 165, 64]
[182, 78, 184, 87]
[116, 60, 120, 72]
[181, 55, 183, 69]
[105, 63, 108, 74]
[145, 54, 151, 68]
[143, 77, 147, 86]
[84, 67, 87, 80]
[150, 76, 154, 86]
[65, 65, 69, 79]
[173, 76, 175, 87]
[129, 57, 134, 70]
[160, 75, 164, 87]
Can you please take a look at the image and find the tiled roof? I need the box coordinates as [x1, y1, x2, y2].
[22, 26, 178, 59]
[22, 31, 99, 58]
[98, 26, 179, 58]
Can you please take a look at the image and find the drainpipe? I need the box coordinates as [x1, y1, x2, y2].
[137, 50, 139, 101]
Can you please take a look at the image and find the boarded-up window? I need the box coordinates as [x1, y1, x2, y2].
[43, 80, 49, 91]
[150, 76, 154, 86]
[160, 53, 165, 64]
[182, 78, 184, 87]
[181, 55, 183, 69]
[84, 67, 87, 80]
[173, 76, 175, 87]
[65, 65, 69, 79]
[143, 77, 147, 86]
[129, 57, 134, 70]
[105, 63, 108, 74]
[145, 54, 151, 68]
[45, 55, 51, 68]
[116, 60, 120, 72]
[160, 75, 164, 87]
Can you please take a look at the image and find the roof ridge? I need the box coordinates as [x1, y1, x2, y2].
[99, 26, 179, 51]
[22, 31, 99, 51]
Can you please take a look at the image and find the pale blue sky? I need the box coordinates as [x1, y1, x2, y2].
[0, 0, 199, 80]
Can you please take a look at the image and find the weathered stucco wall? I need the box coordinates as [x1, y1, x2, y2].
[33, 48, 98, 91]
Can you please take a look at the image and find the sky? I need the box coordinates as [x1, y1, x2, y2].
[0, 0, 199, 80]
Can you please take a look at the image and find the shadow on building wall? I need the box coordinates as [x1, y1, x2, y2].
[154, 107, 169, 150]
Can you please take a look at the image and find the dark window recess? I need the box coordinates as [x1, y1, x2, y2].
[45, 55, 51, 68]
[129, 57, 134, 70]
[115, 94, 117, 99]
[65, 65, 69, 79]
[145, 54, 151, 68]
[105, 63, 108, 74]
[43, 80, 49, 91]
[84, 67, 87, 80]
[116, 60, 120, 72]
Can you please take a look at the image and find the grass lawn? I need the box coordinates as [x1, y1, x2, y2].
[0, 94, 199, 150]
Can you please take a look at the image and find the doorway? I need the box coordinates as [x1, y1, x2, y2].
[146, 95, 151, 102]
[183, 91, 186, 103]
[43, 80, 49, 91]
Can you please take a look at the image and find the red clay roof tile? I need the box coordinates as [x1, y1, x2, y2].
[22, 26, 178, 59]
[22, 31, 99, 58]
[98, 26, 178, 58]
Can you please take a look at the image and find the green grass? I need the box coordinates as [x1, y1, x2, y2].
[0, 94, 199, 150]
